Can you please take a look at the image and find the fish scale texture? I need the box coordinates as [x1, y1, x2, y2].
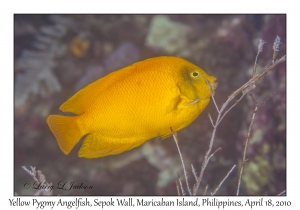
[47, 56, 217, 158]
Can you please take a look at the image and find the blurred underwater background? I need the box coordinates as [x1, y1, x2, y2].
[14, 14, 286, 195]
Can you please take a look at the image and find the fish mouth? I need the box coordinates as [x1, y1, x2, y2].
[212, 81, 218, 90]
[205, 77, 218, 96]
[211, 81, 218, 96]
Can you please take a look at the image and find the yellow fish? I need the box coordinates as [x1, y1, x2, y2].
[47, 56, 217, 158]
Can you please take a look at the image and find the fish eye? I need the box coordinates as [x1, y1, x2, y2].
[190, 70, 201, 80]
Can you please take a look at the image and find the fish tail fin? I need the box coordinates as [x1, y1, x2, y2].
[46, 115, 83, 155]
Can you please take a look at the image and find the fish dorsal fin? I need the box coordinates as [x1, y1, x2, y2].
[59, 65, 136, 115]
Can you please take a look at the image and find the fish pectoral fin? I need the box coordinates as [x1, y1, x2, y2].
[78, 134, 144, 158]
[186, 98, 200, 106]
[176, 82, 200, 107]
[174, 94, 200, 110]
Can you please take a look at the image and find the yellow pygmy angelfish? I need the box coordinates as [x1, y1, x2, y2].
[47, 56, 218, 158]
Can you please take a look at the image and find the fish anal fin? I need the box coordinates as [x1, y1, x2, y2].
[78, 134, 145, 158]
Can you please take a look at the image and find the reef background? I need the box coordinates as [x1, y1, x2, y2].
[14, 14, 286, 195]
